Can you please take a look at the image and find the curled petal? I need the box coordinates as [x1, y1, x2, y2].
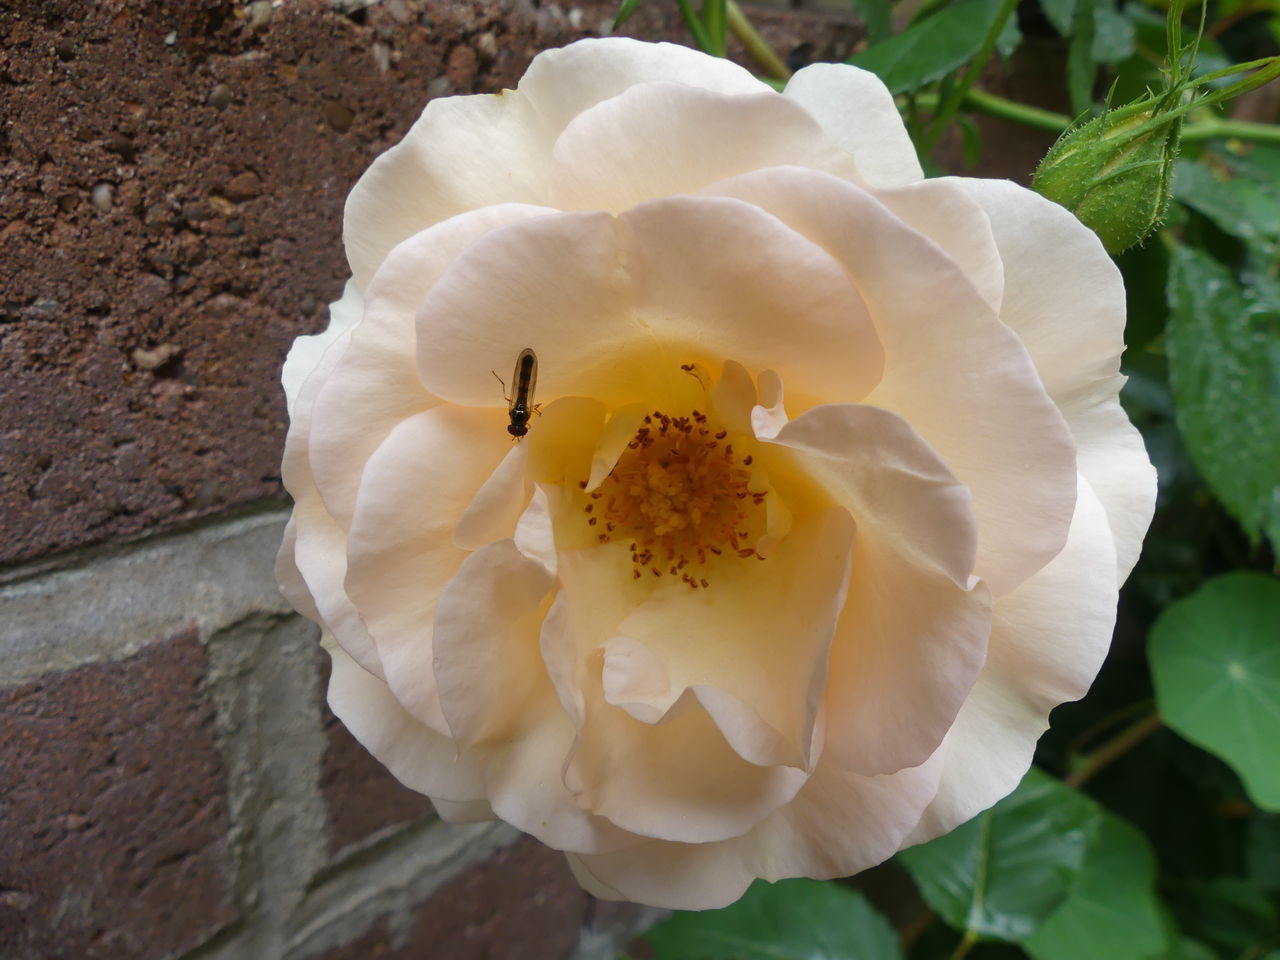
[908, 475, 1118, 840]
[345, 406, 513, 732]
[433, 544, 638, 855]
[415, 198, 881, 411]
[763, 404, 990, 775]
[569, 749, 943, 910]
[783, 63, 923, 188]
[709, 166, 1076, 596]
[551, 82, 858, 213]
[325, 637, 484, 803]
[950, 178, 1156, 581]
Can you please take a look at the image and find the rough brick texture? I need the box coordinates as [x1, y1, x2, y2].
[316, 649, 435, 856]
[0, 0, 871, 571]
[0, 628, 235, 960]
[307, 837, 587, 960]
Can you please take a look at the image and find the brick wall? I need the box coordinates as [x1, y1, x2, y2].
[0, 1, 1062, 956]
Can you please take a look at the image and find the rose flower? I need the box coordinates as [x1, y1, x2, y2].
[278, 38, 1156, 909]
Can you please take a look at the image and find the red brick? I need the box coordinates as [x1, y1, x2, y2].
[0, 628, 236, 960]
[0, 0, 868, 569]
[308, 837, 587, 960]
[317, 650, 434, 855]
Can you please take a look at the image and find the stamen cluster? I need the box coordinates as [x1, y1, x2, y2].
[582, 410, 767, 588]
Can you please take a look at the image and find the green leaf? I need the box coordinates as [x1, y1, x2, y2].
[1248, 813, 1280, 892]
[1174, 160, 1280, 240]
[1165, 245, 1280, 551]
[644, 878, 901, 960]
[1149, 572, 1280, 812]
[1154, 937, 1221, 960]
[846, 0, 1007, 94]
[699, 0, 726, 57]
[898, 768, 1099, 942]
[613, 0, 641, 29]
[852, 0, 893, 45]
[1023, 813, 1169, 960]
[1040, 0, 1076, 36]
[1092, 0, 1135, 63]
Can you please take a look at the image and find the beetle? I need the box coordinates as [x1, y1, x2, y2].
[494, 347, 539, 440]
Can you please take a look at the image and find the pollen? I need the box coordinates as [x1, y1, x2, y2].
[585, 410, 767, 587]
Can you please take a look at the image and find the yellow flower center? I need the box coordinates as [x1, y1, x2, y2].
[583, 409, 767, 588]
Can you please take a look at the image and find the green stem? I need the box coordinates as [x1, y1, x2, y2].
[726, 0, 791, 81]
[920, 0, 1020, 153]
[1182, 118, 1280, 143]
[961, 88, 1072, 132]
[949, 930, 979, 960]
[1065, 713, 1164, 790]
[675, 0, 713, 53]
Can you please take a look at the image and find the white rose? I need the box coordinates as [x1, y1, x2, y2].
[278, 38, 1156, 909]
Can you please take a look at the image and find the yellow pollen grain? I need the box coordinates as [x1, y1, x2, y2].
[584, 409, 767, 588]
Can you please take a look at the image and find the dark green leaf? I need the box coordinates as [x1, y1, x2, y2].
[846, 0, 1006, 94]
[997, 10, 1022, 58]
[1247, 813, 1280, 892]
[1165, 245, 1280, 551]
[898, 768, 1099, 942]
[1149, 572, 1280, 811]
[1180, 876, 1279, 954]
[1092, 0, 1135, 63]
[613, 0, 641, 29]
[699, 0, 726, 57]
[645, 878, 901, 960]
[1023, 813, 1168, 960]
[1154, 937, 1221, 960]
[1174, 160, 1280, 240]
[1040, 0, 1075, 36]
[1067, 0, 1097, 115]
[852, 0, 893, 45]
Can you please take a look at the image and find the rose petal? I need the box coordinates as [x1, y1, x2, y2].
[708, 166, 1077, 596]
[550, 82, 858, 213]
[345, 405, 514, 732]
[281, 279, 362, 417]
[568, 749, 943, 909]
[783, 63, 923, 189]
[907, 475, 1118, 840]
[950, 178, 1156, 581]
[415, 198, 882, 411]
[762, 404, 990, 774]
[872, 179, 1004, 313]
[433, 546, 639, 855]
[312, 204, 557, 528]
[604, 508, 856, 769]
[519, 37, 770, 133]
[567, 654, 811, 844]
[325, 636, 484, 803]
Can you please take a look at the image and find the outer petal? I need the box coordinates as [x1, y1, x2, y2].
[432, 539, 638, 855]
[550, 82, 858, 213]
[324, 637, 484, 803]
[783, 63, 923, 188]
[707, 166, 1077, 597]
[761, 404, 990, 775]
[344, 406, 513, 732]
[949, 178, 1156, 582]
[907, 475, 1118, 842]
[567, 657, 811, 845]
[569, 749, 943, 910]
[415, 198, 882, 411]
[310, 204, 558, 528]
[606, 508, 857, 769]
[281, 279, 362, 417]
[518, 37, 770, 132]
[278, 287, 382, 676]
[343, 37, 768, 288]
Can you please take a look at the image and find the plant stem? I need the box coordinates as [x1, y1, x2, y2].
[1065, 712, 1164, 789]
[726, 0, 791, 81]
[1182, 117, 1280, 143]
[920, 0, 1020, 154]
[962, 88, 1072, 132]
[949, 930, 979, 960]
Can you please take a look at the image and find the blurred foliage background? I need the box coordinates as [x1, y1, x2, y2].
[613, 0, 1280, 956]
